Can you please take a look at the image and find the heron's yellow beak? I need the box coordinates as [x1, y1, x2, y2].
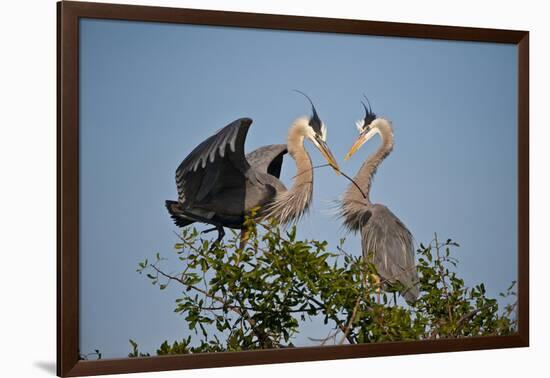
[344, 128, 377, 161]
[316, 139, 341, 175]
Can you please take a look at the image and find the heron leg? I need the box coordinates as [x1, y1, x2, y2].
[216, 226, 225, 243]
[239, 228, 250, 249]
[201, 226, 219, 234]
[178, 210, 225, 245]
[203, 225, 225, 251]
[200, 226, 225, 242]
[364, 272, 381, 304]
[373, 274, 381, 304]
[231, 229, 250, 266]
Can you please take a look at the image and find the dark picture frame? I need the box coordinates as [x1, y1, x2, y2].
[57, 1, 529, 376]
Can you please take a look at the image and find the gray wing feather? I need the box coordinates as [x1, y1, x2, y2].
[177, 118, 252, 176]
[246, 144, 287, 179]
[361, 204, 419, 302]
[175, 118, 253, 205]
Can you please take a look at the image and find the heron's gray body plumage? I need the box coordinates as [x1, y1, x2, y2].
[341, 118, 419, 303]
[166, 117, 318, 232]
[360, 204, 418, 303]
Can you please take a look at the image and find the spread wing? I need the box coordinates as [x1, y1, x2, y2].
[361, 204, 419, 302]
[175, 118, 254, 205]
[246, 144, 287, 179]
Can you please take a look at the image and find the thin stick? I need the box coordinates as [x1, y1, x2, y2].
[291, 163, 331, 179]
[339, 169, 367, 200]
[292, 164, 368, 200]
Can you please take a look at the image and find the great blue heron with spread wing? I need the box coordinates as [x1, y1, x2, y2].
[166, 92, 340, 244]
[340, 97, 419, 304]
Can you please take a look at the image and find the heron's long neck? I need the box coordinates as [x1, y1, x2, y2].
[264, 120, 313, 225]
[341, 121, 393, 230]
[287, 125, 314, 204]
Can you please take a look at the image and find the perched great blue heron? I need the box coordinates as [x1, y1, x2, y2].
[166, 93, 340, 243]
[340, 97, 419, 304]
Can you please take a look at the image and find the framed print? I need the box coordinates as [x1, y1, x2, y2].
[57, 1, 529, 376]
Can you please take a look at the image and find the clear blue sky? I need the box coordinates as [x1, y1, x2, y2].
[79, 18, 517, 358]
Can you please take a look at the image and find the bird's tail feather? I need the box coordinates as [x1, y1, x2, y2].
[165, 200, 195, 228]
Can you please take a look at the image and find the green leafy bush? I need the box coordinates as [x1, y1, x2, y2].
[132, 219, 517, 355]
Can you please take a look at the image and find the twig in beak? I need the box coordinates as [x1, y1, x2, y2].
[291, 164, 367, 200]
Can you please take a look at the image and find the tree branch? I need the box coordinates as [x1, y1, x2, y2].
[433, 233, 453, 323]
[150, 264, 276, 348]
[455, 303, 496, 331]
[339, 295, 361, 344]
[300, 293, 355, 344]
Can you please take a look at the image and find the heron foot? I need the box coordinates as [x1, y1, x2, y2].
[202, 226, 225, 251]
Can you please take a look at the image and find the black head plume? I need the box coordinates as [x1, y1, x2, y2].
[294, 89, 323, 136]
[360, 94, 376, 129]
